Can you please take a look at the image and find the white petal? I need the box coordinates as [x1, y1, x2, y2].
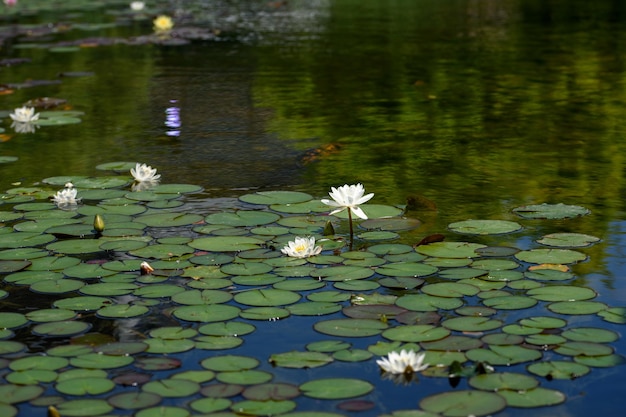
[350, 206, 368, 220]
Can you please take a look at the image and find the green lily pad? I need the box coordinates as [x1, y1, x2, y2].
[376, 262, 438, 277]
[25, 308, 76, 322]
[468, 372, 539, 391]
[107, 392, 162, 410]
[554, 341, 613, 357]
[527, 285, 596, 302]
[32, 321, 91, 337]
[134, 212, 204, 227]
[70, 353, 134, 369]
[396, 294, 464, 311]
[269, 351, 333, 368]
[143, 379, 201, 397]
[189, 236, 266, 252]
[415, 242, 486, 258]
[190, 397, 231, 413]
[300, 378, 373, 399]
[56, 399, 113, 416]
[420, 390, 506, 417]
[0, 384, 44, 404]
[239, 306, 291, 320]
[512, 203, 590, 219]
[234, 289, 301, 307]
[313, 265, 374, 281]
[173, 304, 241, 322]
[527, 361, 591, 379]
[498, 387, 566, 408]
[547, 301, 608, 315]
[382, 324, 450, 342]
[515, 248, 586, 264]
[537, 232, 600, 247]
[422, 282, 480, 298]
[360, 217, 421, 231]
[448, 219, 522, 235]
[240, 191, 313, 205]
[6, 369, 58, 385]
[466, 345, 542, 365]
[230, 399, 295, 415]
[97, 304, 150, 319]
[314, 318, 388, 337]
[56, 377, 115, 395]
[442, 317, 503, 332]
[217, 369, 273, 385]
[598, 307, 626, 324]
[482, 295, 538, 310]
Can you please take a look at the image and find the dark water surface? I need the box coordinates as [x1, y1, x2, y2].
[2, 0, 626, 416]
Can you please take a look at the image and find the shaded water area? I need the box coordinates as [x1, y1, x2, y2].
[1, 0, 626, 416]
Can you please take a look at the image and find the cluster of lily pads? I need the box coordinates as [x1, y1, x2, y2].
[0, 163, 625, 417]
[0, 106, 85, 135]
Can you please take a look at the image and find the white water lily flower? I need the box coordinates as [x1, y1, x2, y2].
[130, 1, 144, 11]
[52, 187, 80, 208]
[131, 163, 161, 183]
[321, 183, 374, 220]
[281, 236, 322, 258]
[376, 350, 429, 375]
[9, 107, 40, 123]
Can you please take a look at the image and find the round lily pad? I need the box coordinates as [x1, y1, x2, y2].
[527, 361, 590, 379]
[449, 219, 522, 235]
[527, 285, 596, 302]
[240, 191, 313, 205]
[173, 304, 241, 322]
[300, 378, 373, 399]
[415, 242, 486, 258]
[142, 379, 200, 397]
[107, 392, 162, 410]
[269, 351, 333, 369]
[56, 377, 115, 395]
[420, 390, 506, 417]
[497, 387, 566, 408]
[314, 318, 388, 337]
[537, 232, 600, 247]
[31, 321, 91, 337]
[234, 289, 301, 307]
[515, 249, 586, 264]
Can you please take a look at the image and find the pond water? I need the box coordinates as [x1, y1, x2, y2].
[1, 0, 626, 416]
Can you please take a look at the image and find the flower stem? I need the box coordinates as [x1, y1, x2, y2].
[348, 209, 354, 250]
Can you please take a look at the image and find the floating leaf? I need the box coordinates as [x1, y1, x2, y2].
[420, 390, 506, 417]
[448, 219, 522, 235]
[498, 387, 566, 408]
[512, 203, 590, 219]
[269, 351, 333, 368]
[314, 318, 388, 337]
[300, 378, 373, 399]
[537, 232, 600, 247]
[415, 242, 486, 258]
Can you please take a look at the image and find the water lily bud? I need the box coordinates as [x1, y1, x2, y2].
[323, 220, 335, 236]
[93, 214, 105, 232]
[140, 261, 154, 275]
[48, 405, 61, 417]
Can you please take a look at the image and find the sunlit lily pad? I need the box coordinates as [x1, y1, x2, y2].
[547, 301, 608, 315]
[230, 399, 296, 415]
[415, 242, 486, 258]
[376, 262, 438, 277]
[300, 378, 373, 399]
[396, 294, 464, 311]
[449, 219, 522, 235]
[190, 397, 231, 413]
[598, 307, 626, 324]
